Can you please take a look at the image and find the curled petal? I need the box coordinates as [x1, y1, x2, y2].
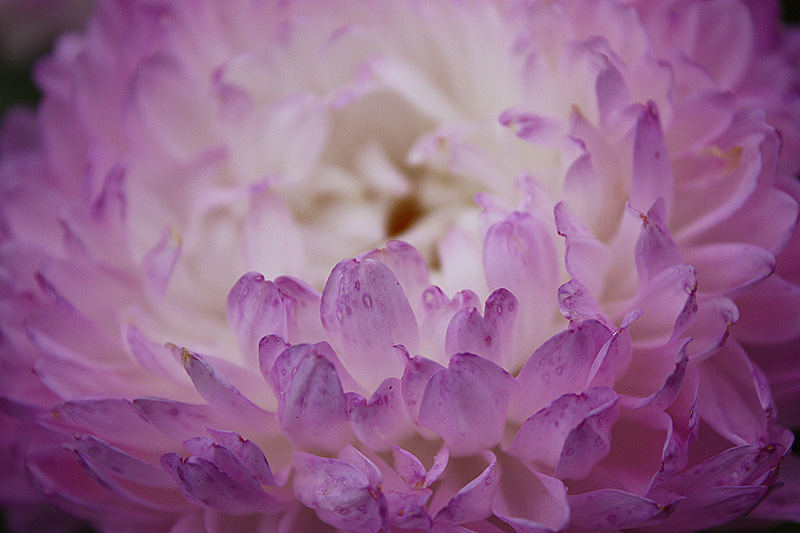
[142, 226, 181, 301]
[226, 272, 287, 364]
[292, 451, 387, 533]
[630, 101, 673, 215]
[568, 489, 678, 530]
[321, 257, 419, 390]
[512, 320, 612, 420]
[401, 355, 445, 424]
[346, 377, 411, 451]
[418, 354, 516, 455]
[360, 241, 430, 313]
[274, 276, 325, 344]
[509, 387, 619, 480]
[160, 453, 281, 516]
[270, 343, 350, 452]
[557, 279, 614, 328]
[555, 201, 611, 296]
[445, 288, 517, 365]
[418, 354, 517, 456]
[633, 199, 682, 283]
[435, 452, 499, 525]
[180, 349, 272, 424]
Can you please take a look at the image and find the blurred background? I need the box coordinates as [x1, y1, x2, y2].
[0, 1, 799, 532]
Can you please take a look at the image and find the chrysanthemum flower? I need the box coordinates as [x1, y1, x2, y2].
[2, 0, 800, 531]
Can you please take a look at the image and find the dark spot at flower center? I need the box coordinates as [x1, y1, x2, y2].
[385, 196, 424, 237]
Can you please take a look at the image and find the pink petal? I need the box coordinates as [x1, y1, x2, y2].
[627, 264, 697, 343]
[498, 109, 563, 146]
[132, 398, 219, 442]
[206, 429, 276, 486]
[57, 399, 170, 450]
[683, 243, 775, 295]
[257, 334, 291, 384]
[557, 279, 614, 328]
[555, 201, 611, 297]
[292, 451, 387, 533]
[180, 349, 271, 424]
[696, 340, 771, 445]
[321, 257, 419, 390]
[568, 489, 678, 530]
[181, 436, 267, 495]
[160, 453, 281, 515]
[652, 486, 770, 531]
[445, 288, 518, 366]
[274, 276, 325, 344]
[390, 445, 427, 489]
[493, 464, 569, 533]
[73, 434, 173, 488]
[226, 272, 287, 364]
[361, 241, 430, 314]
[417, 354, 516, 456]
[666, 90, 735, 153]
[142, 226, 181, 301]
[623, 340, 689, 412]
[509, 387, 619, 480]
[630, 101, 673, 216]
[512, 320, 612, 420]
[418, 286, 480, 364]
[269, 342, 350, 452]
[732, 274, 800, 344]
[633, 198, 683, 283]
[649, 443, 785, 500]
[346, 377, 410, 451]
[401, 355, 445, 424]
[586, 324, 634, 388]
[435, 452, 498, 525]
[483, 211, 559, 366]
[125, 325, 185, 383]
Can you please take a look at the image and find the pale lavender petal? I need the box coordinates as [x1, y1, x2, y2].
[623, 340, 689, 412]
[418, 354, 516, 456]
[346, 377, 410, 451]
[293, 451, 387, 533]
[73, 434, 174, 487]
[206, 429, 276, 487]
[445, 288, 517, 365]
[568, 489, 678, 530]
[556, 279, 614, 329]
[361, 241, 430, 313]
[390, 445, 427, 489]
[627, 264, 697, 343]
[142, 226, 181, 301]
[434, 452, 498, 525]
[270, 343, 350, 452]
[321, 257, 419, 390]
[493, 465, 570, 533]
[160, 453, 281, 515]
[633, 199, 683, 283]
[125, 325, 185, 383]
[696, 340, 771, 445]
[554, 201, 611, 296]
[257, 334, 291, 384]
[683, 243, 775, 295]
[586, 324, 634, 388]
[509, 387, 619, 480]
[274, 276, 325, 344]
[732, 274, 800, 344]
[180, 349, 271, 424]
[512, 320, 612, 420]
[630, 101, 673, 215]
[401, 354, 445, 424]
[132, 398, 219, 443]
[226, 272, 287, 364]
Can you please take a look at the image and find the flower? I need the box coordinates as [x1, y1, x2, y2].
[2, 0, 800, 531]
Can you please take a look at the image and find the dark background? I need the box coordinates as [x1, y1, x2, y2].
[1, 1, 800, 532]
